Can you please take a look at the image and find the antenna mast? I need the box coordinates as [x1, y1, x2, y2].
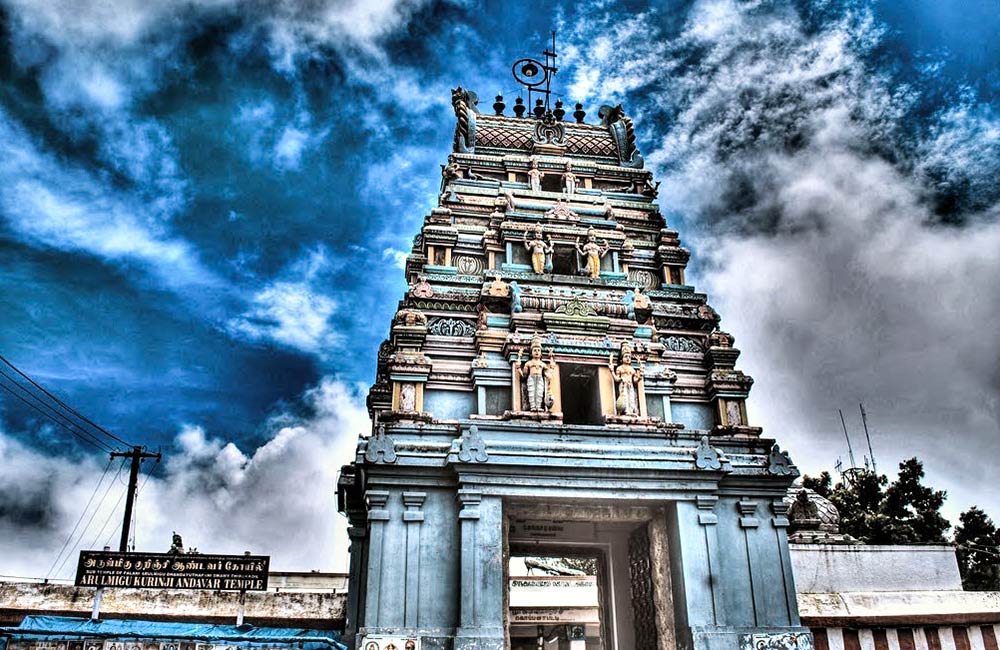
[859, 403, 877, 475]
[838, 409, 858, 471]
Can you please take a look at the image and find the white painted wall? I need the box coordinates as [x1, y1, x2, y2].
[790, 544, 962, 593]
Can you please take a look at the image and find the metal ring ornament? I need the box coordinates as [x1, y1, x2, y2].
[512, 58, 548, 88]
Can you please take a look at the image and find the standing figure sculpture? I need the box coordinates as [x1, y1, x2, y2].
[609, 341, 643, 416]
[514, 337, 555, 412]
[523, 226, 553, 274]
[562, 162, 578, 194]
[527, 159, 542, 192]
[575, 228, 610, 278]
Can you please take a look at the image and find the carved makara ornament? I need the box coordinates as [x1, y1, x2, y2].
[411, 275, 433, 298]
[533, 110, 566, 145]
[514, 336, 556, 412]
[395, 308, 428, 327]
[544, 199, 578, 221]
[576, 228, 610, 279]
[610, 341, 643, 416]
[487, 273, 510, 297]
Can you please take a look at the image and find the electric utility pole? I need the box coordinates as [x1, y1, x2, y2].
[110, 446, 161, 552]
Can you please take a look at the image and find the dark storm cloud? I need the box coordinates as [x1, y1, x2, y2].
[565, 0, 1000, 518]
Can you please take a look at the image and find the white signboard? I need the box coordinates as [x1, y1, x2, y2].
[358, 635, 420, 650]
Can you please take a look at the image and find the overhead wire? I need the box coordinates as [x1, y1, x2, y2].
[0, 353, 133, 449]
[0, 374, 113, 453]
[52, 459, 129, 579]
[44, 457, 115, 580]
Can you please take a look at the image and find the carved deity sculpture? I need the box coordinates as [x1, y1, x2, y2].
[726, 400, 743, 426]
[527, 159, 542, 192]
[400, 383, 416, 411]
[523, 226, 553, 274]
[575, 228, 610, 279]
[562, 162, 578, 194]
[514, 338, 555, 412]
[609, 342, 643, 416]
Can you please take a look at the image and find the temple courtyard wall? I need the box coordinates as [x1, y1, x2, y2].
[4, 545, 1000, 648]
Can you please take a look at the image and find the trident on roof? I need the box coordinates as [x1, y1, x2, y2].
[512, 30, 559, 113]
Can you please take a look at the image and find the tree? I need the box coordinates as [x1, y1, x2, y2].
[802, 471, 832, 497]
[955, 507, 1000, 591]
[801, 457, 949, 545]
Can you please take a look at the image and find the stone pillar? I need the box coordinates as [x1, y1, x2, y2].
[668, 495, 724, 639]
[403, 492, 427, 628]
[737, 499, 765, 625]
[456, 489, 504, 650]
[344, 525, 367, 645]
[770, 499, 800, 626]
[363, 490, 390, 628]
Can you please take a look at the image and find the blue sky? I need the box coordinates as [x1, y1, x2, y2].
[0, 0, 998, 575]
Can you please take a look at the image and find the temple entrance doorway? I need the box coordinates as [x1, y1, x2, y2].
[505, 504, 674, 650]
[507, 550, 604, 649]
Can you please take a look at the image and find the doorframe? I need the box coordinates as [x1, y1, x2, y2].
[506, 540, 617, 649]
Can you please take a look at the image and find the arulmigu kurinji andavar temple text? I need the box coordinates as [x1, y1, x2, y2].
[337, 69, 810, 650]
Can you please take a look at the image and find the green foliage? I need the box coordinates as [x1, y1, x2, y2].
[955, 507, 1000, 591]
[802, 471, 832, 497]
[802, 457, 949, 545]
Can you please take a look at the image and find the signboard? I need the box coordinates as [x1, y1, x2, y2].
[358, 636, 420, 650]
[75, 551, 270, 591]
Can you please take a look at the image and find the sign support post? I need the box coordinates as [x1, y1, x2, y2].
[90, 546, 110, 621]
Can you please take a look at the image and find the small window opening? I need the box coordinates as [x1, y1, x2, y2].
[560, 364, 603, 425]
[551, 246, 578, 275]
[541, 175, 562, 193]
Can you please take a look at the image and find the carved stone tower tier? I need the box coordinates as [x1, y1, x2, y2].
[338, 87, 811, 650]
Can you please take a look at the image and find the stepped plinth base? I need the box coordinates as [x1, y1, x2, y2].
[503, 410, 563, 422]
[713, 424, 764, 438]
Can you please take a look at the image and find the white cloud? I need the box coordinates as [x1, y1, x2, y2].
[566, 1, 1000, 522]
[227, 247, 342, 355]
[0, 378, 368, 577]
[381, 247, 409, 269]
[0, 110, 212, 288]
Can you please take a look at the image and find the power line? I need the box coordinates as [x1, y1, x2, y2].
[52, 460, 129, 579]
[45, 457, 115, 580]
[0, 375, 113, 453]
[0, 353, 133, 448]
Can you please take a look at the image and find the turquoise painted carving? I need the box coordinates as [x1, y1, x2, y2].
[768, 444, 797, 476]
[694, 435, 722, 470]
[509, 281, 523, 313]
[365, 424, 396, 464]
[458, 425, 488, 463]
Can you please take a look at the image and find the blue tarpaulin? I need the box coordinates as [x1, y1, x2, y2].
[0, 616, 345, 650]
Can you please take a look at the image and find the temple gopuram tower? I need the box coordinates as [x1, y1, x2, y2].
[339, 49, 810, 650]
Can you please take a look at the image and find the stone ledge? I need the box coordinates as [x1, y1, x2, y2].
[798, 590, 1000, 626]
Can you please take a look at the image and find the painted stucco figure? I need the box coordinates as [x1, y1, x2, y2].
[527, 159, 542, 192]
[514, 337, 555, 412]
[562, 162, 578, 194]
[610, 341, 643, 416]
[523, 226, 553, 274]
[575, 228, 609, 278]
